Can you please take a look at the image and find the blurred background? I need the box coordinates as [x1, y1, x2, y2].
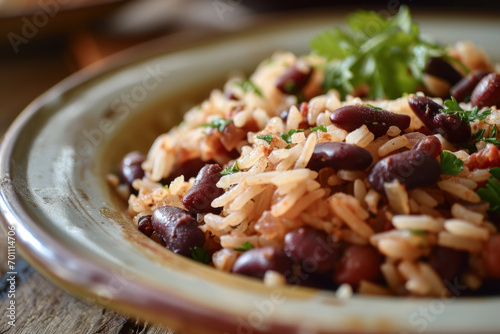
[0, 0, 498, 135]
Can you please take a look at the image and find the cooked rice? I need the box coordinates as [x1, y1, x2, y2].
[119, 41, 500, 299]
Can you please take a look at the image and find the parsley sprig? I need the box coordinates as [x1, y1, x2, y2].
[200, 117, 232, 132]
[310, 6, 444, 99]
[441, 97, 492, 123]
[221, 161, 240, 176]
[280, 129, 305, 143]
[465, 125, 499, 153]
[257, 134, 273, 144]
[235, 80, 263, 97]
[190, 246, 211, 264]
[477, 167, 500, 213]
[440, 151, 464, 176]
[234, 241, 255, 252]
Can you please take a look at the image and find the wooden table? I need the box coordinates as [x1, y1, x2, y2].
[0, 34, 175, 334]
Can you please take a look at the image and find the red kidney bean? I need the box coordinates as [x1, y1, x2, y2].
[483, 235, 500, 279]
[450, 71, 490, 102]
[151, 206, 205, 257]
[138, 215, 154, 237]
[411, 135, 442, 158]
[284, 227, 339, 274]
[368, 137, 441, 193]
[306, 142, 373, 171]
[429, 246, 466, 282]
[471, 73, 500, 108]
[408, 96, 471, 143]
[161, 157, 208, 185]
[424, 57, 463, 85]
[329, 104, 411, 138]
[232, 246, 293, 279]
[276, 62, 313, 94]
[333, 245, 382, 288]
[220, 122, 247, 152]
[182, 164, 224, 214]
[120, 151, 145, 189]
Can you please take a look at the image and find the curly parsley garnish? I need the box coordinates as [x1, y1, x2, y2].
[440, 151, 464, 176]
[310, 6, 444, 99]
[200, 117, 232, 132]
[235, 80, 263, 97]
[190, 246, 211, 264]
[234, 241, 255, 252]
[221, 161, 240, 176]
[441, 97, 492, 123]
[477, 167, 500, 213]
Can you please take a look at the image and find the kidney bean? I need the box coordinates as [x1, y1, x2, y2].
[232, 247, 293, 279]
[368, 137, 441, 193]
[220, 122, 247, 152]
[286, 271, 335, 290]
[137, 215, 153, 237]
[276, 62, 312, 94]
[424, 57, 463, 85]
[120, 151, 145, 189]
[471, 73, 500, 108]
[429, 246, 467, 282]
[182, 164, 224, 214]
[329, 104, 411, 138]
[306, 142, 373, 172]
[284, 227, 339, 274]
[450, 71, 490, 102]
[161, 158, 208, 185]
[408, 96, 471, 143]
[411, 135, 442, 158]
[333, 245, 382, 288]
[151, 206, 205, 257]
[483, 235, 500, 279]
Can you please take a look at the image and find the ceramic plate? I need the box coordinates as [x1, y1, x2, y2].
[1, 10, 500, 334]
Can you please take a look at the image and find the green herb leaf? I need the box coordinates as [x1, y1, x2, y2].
[234, 241, 255, 252]
[163, 184, 169, 189]
[311, 125, 328, 132]
[190, 246, 211, 264]
[221, 161, 240, 176]
[410, 229, 428, 236]
[257, 134, 273, 144]
[477, 167, 500, 213]
[465, 125, 499, 153]
[200, 117, 232, 132]
[280, 129, 305, 143]
[235, 80, 263, 97]
[440, 151, 464, 176]
[285, 144, 291, 149]
[311, 6, 447, 99]
[366, 104, 383, 110]
[442, 97, 492, 123]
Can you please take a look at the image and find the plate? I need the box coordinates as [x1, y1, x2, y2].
[1, 10, 500, 334]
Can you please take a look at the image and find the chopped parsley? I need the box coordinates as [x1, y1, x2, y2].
[465, 125, 500, 153]
[442, 97, 492, 123]
[200, 117, 232, 132]
[257, 134, 273, 144]
[280, 129, 305, 143]
[367, 104, 382, 110]
[234, 241, 255, 252]
[221, 161, 240, 176]
[285, 144, 291, 149]
[235, 80, 263, 97]
[410, 229, 428, 236]
[190, 246, 211, 264]
[311, 125, 328, 132]
[310, 6, 445, 99]
[163, 184, 169, 189]
[477, 167, 500, 213]
[440, 151, 464, 176]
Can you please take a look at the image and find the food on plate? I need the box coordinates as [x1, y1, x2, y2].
[110, 7, 500, 297]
